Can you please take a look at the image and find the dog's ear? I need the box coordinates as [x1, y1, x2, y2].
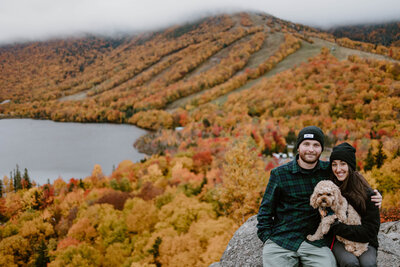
[331, 187, 342, 212]
[310, 191, 318, 209]
[332, 186, 348, 221]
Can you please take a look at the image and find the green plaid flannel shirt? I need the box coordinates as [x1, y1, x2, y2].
[257, 156, 330, 251]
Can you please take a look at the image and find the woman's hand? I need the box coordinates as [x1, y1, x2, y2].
[371, 189, 382, 208]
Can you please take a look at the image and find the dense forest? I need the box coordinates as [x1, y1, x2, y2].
[0, 12, 399, 266]
[329, 22, 400, 47]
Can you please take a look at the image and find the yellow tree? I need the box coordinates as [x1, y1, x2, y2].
[124, 197, 158, 234]
[67, 218, 97, 243]
[366, 157, 400, 209]
[49, 243, 102, 267]
[103, 242, 133, 266]
[0, 235, 32, 266]
[218, 138, 268, 224]
[2, 175, 14, 193]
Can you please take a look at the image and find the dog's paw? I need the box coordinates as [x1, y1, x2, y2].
[345, 244, 358, 255]
[353, 250, 364, 257]
[307, 234, 317, 241]
[352, 246, 368, 257]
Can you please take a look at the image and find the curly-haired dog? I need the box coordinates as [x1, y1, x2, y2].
[307, 180, 368, 257]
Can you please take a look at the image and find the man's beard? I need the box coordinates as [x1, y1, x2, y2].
[299, 151, 321, 164]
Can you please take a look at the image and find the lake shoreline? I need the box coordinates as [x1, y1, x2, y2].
[0, 118, 148, 184]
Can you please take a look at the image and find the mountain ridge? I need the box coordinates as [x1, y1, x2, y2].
[328, 21, 400, 47]
[1, 12, 399, 126]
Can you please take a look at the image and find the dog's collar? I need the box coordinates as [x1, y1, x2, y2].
[319, 207, 335, 217]
[327, 207, 335, 216]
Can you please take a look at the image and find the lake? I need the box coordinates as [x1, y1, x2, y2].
[0, 119, 147, 185]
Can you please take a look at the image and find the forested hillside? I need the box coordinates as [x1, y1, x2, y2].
[0, 12, 399, 266]
[329, 21, 400, 47]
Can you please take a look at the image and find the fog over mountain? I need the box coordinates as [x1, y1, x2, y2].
[0, 0, 399, 44]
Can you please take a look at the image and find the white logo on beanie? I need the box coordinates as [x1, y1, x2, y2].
[304, 134, 314, 138]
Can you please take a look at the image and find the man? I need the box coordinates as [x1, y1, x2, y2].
[257, 126, 381, 266]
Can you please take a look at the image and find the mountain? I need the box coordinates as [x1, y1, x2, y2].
[0, 12, 399, 126]
[328, 21, 400, 47]
[0, 12, 399, 266]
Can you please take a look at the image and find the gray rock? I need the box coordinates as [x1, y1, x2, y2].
[377, 221, 400, 267]
[210, 216, 400, 267]
[219, 215, 263, 267]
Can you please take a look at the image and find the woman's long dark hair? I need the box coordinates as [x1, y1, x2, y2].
[330, 166, 371, 214]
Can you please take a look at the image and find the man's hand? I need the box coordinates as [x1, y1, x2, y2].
[371, 189, 382, 208]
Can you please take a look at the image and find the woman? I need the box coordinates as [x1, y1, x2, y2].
[328, 142, 380, 267]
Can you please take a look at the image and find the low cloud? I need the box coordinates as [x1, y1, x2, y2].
[0, 0, 399, 44]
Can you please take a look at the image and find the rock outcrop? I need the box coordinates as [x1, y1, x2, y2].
[377, 221, 400, 266]
[210, 215, 400, 267]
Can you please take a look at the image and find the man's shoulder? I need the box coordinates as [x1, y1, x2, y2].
[271, 160, 295, 174]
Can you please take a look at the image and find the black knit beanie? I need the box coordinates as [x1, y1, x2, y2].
[330, 142, 356, 170]
[296, 126, 325, 151]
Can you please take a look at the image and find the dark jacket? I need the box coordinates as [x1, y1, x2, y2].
[257, 157, 331, 251]
[329, 188, 380, 248]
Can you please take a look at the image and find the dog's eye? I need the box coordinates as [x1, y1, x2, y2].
[327, 193, 331, 196]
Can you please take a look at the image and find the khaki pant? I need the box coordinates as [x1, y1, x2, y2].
[262, 239, 337, 267]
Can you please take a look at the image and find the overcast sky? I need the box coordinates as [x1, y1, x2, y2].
[0, 0, 399, 44]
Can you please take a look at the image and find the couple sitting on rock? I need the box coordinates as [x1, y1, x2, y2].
[257, 126, 381, 267]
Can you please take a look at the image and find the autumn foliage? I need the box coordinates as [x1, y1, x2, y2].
[1, 11, 400, 266]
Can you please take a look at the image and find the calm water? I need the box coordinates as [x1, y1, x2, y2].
[0, 119, 147, 185]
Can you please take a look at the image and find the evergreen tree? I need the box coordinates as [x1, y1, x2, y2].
[374, 142, 387, 169]
[33, 190, 42, 210]
[324, 134, 335, 149]
[393, 147, 400, 159]
[364, 146, 375, 171]
[79, 179, 85, 189]
[13, 165, 22, 191]
[285, 129, 297, 145]
[148, 237, 162, 267]
[23, 168, 32, 189]
[34, 240, 50, 266]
